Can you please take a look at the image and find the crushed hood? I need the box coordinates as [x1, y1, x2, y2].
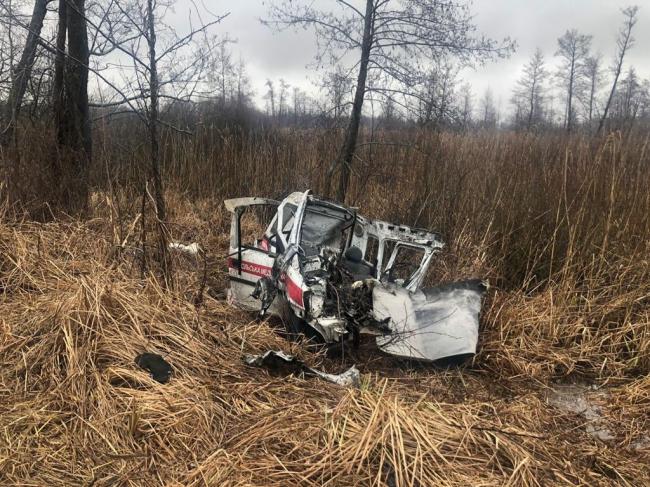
[373, 279, 487, 362]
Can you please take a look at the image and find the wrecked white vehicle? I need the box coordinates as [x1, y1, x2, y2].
[225, 191, 486, 363]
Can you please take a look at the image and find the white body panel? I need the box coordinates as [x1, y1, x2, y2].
[373, 281, 483, 361]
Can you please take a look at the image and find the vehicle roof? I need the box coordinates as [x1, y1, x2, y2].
[224, 197, 279, 212]
[369, 219, 444, 249]
[225, 191, 444, 249]
[287, 192, 443, 249]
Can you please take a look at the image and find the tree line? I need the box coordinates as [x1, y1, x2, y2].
[0, 1, 644, 217]
[510, 7, 643, 134]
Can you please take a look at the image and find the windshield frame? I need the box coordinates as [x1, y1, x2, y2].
[296, 198, 356, 257]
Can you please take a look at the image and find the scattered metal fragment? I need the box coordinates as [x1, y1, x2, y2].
[244, 350, 360, 387]
[225, 190, 487, 363]
[135, 353, 172, 383]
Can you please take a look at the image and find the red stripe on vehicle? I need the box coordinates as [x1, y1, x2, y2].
[285, 276, 304, 309]
[228, 258, 303, 308]
[227, 258, 272, 278]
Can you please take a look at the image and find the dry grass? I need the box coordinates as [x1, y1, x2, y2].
[1, 190, 648, 486]
[1, 127, 649, 485]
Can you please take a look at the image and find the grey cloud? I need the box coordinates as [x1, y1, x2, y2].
[174, 0, 649, 109]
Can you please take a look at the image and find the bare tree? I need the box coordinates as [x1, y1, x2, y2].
[609, 67, 645, 130]
[83, 0, 226, 279]
[480, 87, 497, 129]
[322, 64, 352, 120]
[52, 0, 66, 143]
[264, 78, 275, 117]
[1, 0, 226, 215]
[545, 93, 557, 127]
[0, 0, 94, 209]
[0, 0, 19, 100]
[584, 54, 603, 127]
[621, 67, 639, 122]
[597, 6, 639, 134]
[459, 82, 473, 130]
[636, 79, 650, 126]
[380, 95, 396, 126]
[555, 29, 591, 133]
[0, 0, 50, 147]
[292, 86, 307, 124]
[142, 0, 170, 278]
[278, 78, 290, 120]
[512, 48, 546, 131]
[208, 38, 235, 106]
[418, 57, 459, 129]
[0, 0, 26, 98]
[51, 0, 92, 211]
[234, 57, 251, 110]
[264, 0, 515, 201]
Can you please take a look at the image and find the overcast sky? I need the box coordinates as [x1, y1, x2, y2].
[173, 0, 649, 113]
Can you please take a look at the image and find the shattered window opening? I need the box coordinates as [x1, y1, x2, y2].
[365, 235, 379, 268]
[299, 203, 354, 257]
[384, 243, 425, 286]
[280, 203, 297, 236]
[239, 208, 274, 249]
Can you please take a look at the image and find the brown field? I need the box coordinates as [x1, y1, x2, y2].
[1, 128, 649, 485]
